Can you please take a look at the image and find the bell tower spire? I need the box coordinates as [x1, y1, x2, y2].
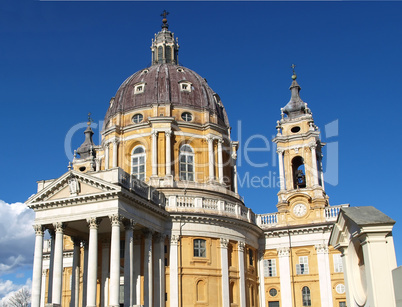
[151, 10, 180, 65]
[273, 68, 328, 224]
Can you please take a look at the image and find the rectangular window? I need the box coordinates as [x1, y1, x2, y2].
[249, 249, 254, 266]
[334, 254, 343, 273]
[194, 239, 206, 257]
[339, 302, 346, 307]
[268, 302, 280, 307]
[264, 259, 277, 277]
[296, 256, 309, 275]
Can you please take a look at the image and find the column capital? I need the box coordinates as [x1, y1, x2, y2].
[218, 137, 224, 144]
[113, 138, 120, 145]
[165, 130, 172, 137]
[206, 135, 215, 143]
[109, 214, 122, 227]
[33, 225, 45, 236]
[151, 130, 158, 137]
[87, 217, 102, 229]
[53, 222, 66, 233]
[315, 243, 329, 254]
[258, 249, 265, 260]
[154, 233, 166, 243]
[220, 238, 229, 249]
[170, 235, 180, 246]
[277, 247, 290, 257]
[238, 241, 245, 252]
[276, 148, 285, 154]
[143, 229, 154, 240]
[123, 219, 136, 230]
[310, 143, 317, 150]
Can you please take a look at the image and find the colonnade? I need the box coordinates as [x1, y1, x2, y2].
[31, 216, 166, 307]
[103, 132, 234, 188]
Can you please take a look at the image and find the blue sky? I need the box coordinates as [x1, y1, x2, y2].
[1, 0, 402, 298]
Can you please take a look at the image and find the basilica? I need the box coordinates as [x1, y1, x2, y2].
[26, 15, 396, 307]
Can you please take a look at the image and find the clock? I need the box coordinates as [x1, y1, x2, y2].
[293, 203, 307, 217]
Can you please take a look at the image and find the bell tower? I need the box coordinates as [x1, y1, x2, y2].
[273, 68, 328, 224]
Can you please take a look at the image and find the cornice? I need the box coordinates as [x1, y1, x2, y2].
[263, 222, 333, 238]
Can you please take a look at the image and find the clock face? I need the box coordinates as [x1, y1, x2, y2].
[293, 203, 307, 217]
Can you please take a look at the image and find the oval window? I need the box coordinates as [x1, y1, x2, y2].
[291, 126, 301, 133]
[181, 112, 192, 122]
[132, 114, 143, 124]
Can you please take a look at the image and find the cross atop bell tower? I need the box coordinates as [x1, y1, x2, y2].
[273, 69, 328, 223]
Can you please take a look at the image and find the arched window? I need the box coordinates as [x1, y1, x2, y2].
[179, 144, 194, 181]
[196, 280, 206, 302]
[165, 46, 172, 63]
[158, 46, 163, 63]
[302, 286, 311, 306]
[292, 156, 306, 189]
[193, 239, 206, 257]
[131, 146, 146, 181]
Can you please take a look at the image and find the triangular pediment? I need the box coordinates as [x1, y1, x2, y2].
[26, 170, 121, 205]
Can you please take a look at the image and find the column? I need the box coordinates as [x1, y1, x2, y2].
[101, 241, 110, 307]
[153, 234, 165, 307]
[133, 235, 142, 306]
[109, 215, 121, 307]
[310, 144, 319, 186]
[217, 138, 224, 184]
[165, 130, 172, 176]
[152, 130, 158, 176]
[52, 222, 64, 305]
[70, 239, 80, 307]
[315, 244, 333, 307]
[87, 218, 101, 307]
[113, 139, 119, 168]
[47, 230, 55, 304]
[143, 231, 153, 307]
[238, 242, 246, 307]
[81, 242, 88, 307]
[232, 153, 238, 194]
[277, 149, 285, 190]
[31, 225, 44, 307]
[277, 247, 292, 307]
[124, 220, 135, 307]
[169, 235, 179, 307]
[207, 136, 215, 181]
[105, 143, 110, 170]
[41, 270, 46, 307]
[258, 250, 267, 307]
[220, 238, 230, 307]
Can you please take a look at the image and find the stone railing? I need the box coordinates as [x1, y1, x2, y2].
[256, 213, 278, 228]
[324, 204, 349, 221]
[166, 195, 255, 223]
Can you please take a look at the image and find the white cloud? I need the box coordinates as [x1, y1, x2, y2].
[0, 201, 35, 277]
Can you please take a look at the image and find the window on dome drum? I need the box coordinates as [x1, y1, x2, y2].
[302, 286, 311, 306]
[181, 112, 192, 122]
[264, 259, 277, 277]
[131, 146, 146, 181]
[132, 114, 143, 124]
[158, 46, 163, 63]
[179, 144, 194, 181]
[193, 239, 206, 257]
[296, 256, 309, 275]
[333, 254, 343, 273]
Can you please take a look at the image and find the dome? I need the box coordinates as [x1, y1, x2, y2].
[104, 63, 229, 127]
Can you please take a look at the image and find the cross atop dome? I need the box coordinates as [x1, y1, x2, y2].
[161, 10, 169, 29]
[151, 11, 179, 65]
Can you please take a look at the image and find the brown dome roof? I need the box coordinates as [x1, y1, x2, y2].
[104, 63, 229, 127]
